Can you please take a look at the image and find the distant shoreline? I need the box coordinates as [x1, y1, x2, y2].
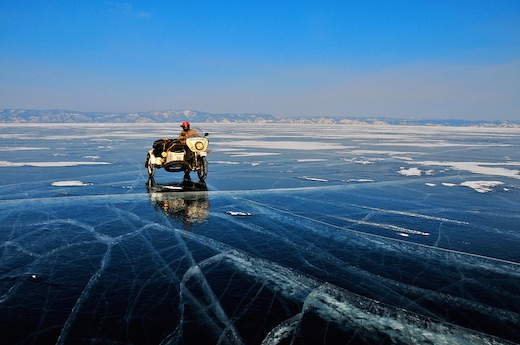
[1, 108, 518, 127]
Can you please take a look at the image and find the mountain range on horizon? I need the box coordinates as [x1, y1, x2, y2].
[0, 108, 518, 127]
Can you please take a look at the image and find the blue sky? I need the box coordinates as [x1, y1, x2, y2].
[1, 1, 519, 120]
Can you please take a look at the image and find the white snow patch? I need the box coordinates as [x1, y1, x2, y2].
[342, 179, 375, 183]
[349, 150, 423, 156]
[297, 176, 329, 182]
[461, 181, 504, 193]
[411, 161, 520, 179]
[214, 140, 347, 150]
[369, 141, 503, 148]
[226, 211, 252, 216]
[343, 158, 379, 165]
[211, 161, 241, 165]
[442, 183, 458, 187]
[51, 180, 93, 187]
[398, 167, 422, 176]
[0, 160, 111, 167]
[297, 159, 328, 162]
[230, 152, 281, 157]
[354, 159, 374, 165]
[0, 146, 49, 151]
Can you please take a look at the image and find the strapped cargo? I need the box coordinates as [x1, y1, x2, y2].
[152, 139, 184, 157]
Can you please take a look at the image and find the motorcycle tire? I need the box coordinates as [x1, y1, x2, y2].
[146, 154, 156, 178]
[197, 156, 208, 181]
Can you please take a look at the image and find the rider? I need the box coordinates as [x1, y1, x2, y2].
[178, 122, 199, 176]
[178, 121, 199, 144]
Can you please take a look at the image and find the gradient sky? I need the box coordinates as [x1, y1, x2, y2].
[1, 1, 519, 120]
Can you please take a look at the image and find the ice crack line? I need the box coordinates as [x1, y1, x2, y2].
[0, 240, 102, 305]
[157, 224, 245, 344]
[345, 203, 470, 225]
[260, 313, 302, 345]
[176, 253, 245, 345]
[328, 214, 430, 236]
[238, 197, 520, 268]
[55, 245, 112, 345]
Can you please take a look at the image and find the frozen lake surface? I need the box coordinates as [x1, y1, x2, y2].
[1, 123, 519, 344]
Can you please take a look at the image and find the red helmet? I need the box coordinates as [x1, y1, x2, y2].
[180, 121, 190, 129]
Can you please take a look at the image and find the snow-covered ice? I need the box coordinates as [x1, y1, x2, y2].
[461, 180, 505, 193]
[398, 167, 423, 176]
[51, 180, 93, 187]
[411, 160, 520, 179]
[0, 160, 111, 167]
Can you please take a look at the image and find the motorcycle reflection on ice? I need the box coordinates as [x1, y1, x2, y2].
[146, 177, 209, 231]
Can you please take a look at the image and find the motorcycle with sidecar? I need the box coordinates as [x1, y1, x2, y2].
[145, 130, 209, 181]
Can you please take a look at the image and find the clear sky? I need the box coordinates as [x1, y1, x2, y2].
[1, 1, 519, 120]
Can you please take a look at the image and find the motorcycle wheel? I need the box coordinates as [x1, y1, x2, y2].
[146, 154, 156, 178]
[197, 156, 208, 181]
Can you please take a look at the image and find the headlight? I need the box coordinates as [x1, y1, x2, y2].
[195, 141, 205, 150]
